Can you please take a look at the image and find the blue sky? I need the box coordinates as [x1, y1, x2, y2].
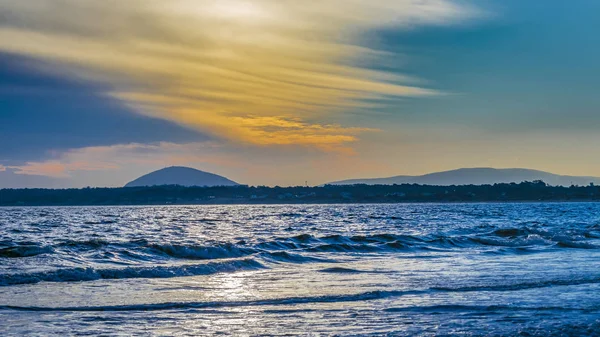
[379, 0, 600, 131]
[1, 0, 599, 187]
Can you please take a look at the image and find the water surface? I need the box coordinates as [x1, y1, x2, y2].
[1, 203, 600, 336]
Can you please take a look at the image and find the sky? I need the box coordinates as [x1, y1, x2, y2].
[1, 0, 600, 188]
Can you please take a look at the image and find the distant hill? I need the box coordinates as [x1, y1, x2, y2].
[125, 166, 239, 187]
[328, 168, 600, 187]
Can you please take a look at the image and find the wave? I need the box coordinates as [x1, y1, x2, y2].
[262, 251, 333, 264]
[556, 241, 600, 249]
[383, 304, 592, 313]
[0, 259, 264, 286]
[0, 245, 53, 258]
[148, 243, 255, 260]
[319, 267, 374, 274]
[59, 239, 111, 249]
[287, 230, 599, 253]
[3, 226, 598, 265]
[0, 289, 415, 312]
[7, 290, 597, 313]
[433, 275, 600, 293]
[307, 243, 381, 253]
[289, 233, 317, 243]
[468, 235, 554, 248]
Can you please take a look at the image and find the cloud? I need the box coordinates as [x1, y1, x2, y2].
[7, 127, 600, 188]
[221, 115, 379, 153]
[5, 140, 397, 187]
[0, 167, 64, 189]
[7, 142, 226, 179]
[9, 160, 120, 178]
[0, 52, 208, 163]
[0, 0, 477, 152]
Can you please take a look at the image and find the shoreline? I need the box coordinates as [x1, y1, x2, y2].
[2, 199, 600, 207]
[2, 181, 599, 206]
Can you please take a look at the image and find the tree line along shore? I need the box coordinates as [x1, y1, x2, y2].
[1, 181, 600, 206]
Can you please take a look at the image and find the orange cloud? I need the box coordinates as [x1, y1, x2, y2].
[8, 142, 229, 178]
[3, 141, 396, 186]
[11, 160, 120, 178]
[0, 0, 477, 151]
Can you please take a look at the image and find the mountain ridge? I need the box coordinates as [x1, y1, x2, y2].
[328, 167, 600, 187]
[124, 166, 239, 187]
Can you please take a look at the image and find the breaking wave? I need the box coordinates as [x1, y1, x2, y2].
[0, 259, 264, 286]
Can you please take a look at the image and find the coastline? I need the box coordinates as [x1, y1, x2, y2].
[2, 181, 599, 206]
[2, 199, 600, 207]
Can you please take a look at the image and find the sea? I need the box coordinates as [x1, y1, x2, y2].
[1, 203, 600, 336]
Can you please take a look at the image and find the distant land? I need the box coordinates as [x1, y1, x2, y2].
[2, 181, 600, 206]
[125, 166, 239, 187]
[328, 168, 600, 187]
[3, 167, 600, 206]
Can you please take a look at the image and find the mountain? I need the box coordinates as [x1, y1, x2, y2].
[124, 166, 239, 187]
[328, 168, 600, 187]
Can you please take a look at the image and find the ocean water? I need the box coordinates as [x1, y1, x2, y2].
[1, 203, 600, 336]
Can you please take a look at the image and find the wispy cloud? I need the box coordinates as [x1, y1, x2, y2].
[7, 140, 396, 186]
[0, 0, 477, 152]
[8, 160, 120, 178]
[8, 142, 228, 178]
